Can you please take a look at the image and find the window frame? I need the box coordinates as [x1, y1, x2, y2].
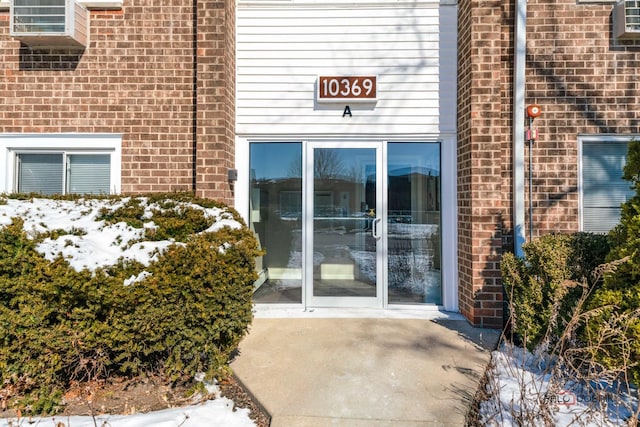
[578, 134, 637, 233]
[0, 0, 123, 12]
[1, 134, 121, 195]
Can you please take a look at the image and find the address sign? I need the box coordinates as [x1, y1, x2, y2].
[317, 76, 377, 102]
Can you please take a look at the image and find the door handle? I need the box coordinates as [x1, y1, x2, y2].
[372, 217, 382, 239]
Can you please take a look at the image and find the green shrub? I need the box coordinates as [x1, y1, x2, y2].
[0, 219, 97, 412]
[97, 197, 147, 228]
[501, 232, 610, 350]
[582, 140, 640, 385]
[107, 227, 261, 380]
[96, 194, 227, 242]
[0, 195, 261, 414]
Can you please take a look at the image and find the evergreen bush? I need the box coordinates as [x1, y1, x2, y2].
[501, 232, 610, 350]
[0, 194, 260, 414]
[583, 139, 640, 385]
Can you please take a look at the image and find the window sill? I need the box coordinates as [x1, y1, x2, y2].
[0, 0, 123, 11]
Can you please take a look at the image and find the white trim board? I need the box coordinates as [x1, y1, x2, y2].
[0, 133, 122, 195]
[252, 306, 467, 320]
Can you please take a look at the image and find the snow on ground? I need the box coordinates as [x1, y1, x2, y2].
[0, 196, 254, 427]
[0, 398, 255, 427]
[480, 343, 638, 426]
[0, 397, 255, 427]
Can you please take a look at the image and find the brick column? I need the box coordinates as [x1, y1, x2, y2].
[457, 0, 511, 328]
[195, 0, 235, 204]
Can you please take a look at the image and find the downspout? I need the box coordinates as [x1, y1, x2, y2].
[513, 0, 527, 257]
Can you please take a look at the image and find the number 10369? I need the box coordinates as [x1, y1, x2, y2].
[318, 76, 377, 101]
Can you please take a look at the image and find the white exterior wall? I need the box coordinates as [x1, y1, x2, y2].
[236, 0, 458, 137]
[235, 0, 459, 311]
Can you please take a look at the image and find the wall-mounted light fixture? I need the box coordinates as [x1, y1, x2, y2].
[228, 168, 238, 182]
[526, 104, 542, 119]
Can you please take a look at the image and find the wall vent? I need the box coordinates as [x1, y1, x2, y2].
[10, 0, 89, 48]
[613, 0, 640, 39]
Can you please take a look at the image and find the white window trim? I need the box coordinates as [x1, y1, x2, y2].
[578, 134, 638, 232]
[0, 134, 121, 195]
[0, 0, 123, 12]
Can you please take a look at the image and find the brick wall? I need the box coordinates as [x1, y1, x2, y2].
[457, 0, 509, 328]
[525, 0, 640, 235]
[194, 0, 235, 204]
[0, 0, 235, 203]
[460, 0, 640, 328]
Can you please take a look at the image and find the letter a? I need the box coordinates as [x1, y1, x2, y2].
[343, 105, 352, 117]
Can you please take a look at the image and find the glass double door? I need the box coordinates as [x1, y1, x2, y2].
[249, 140, 442, 308]
[305, 142, 383, 307]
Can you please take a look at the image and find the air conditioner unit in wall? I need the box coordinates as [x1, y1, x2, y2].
[613, 0, 640, 39]
[10, 0, 89, 48]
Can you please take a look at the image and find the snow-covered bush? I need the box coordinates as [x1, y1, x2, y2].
[0, 194, 261, 415]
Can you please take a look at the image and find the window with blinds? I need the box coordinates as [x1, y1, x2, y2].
[17, 153, 64, 195]
[17, 152, 111, 195]
[582, 141, 634, 233]
[67, 154, 110, 194]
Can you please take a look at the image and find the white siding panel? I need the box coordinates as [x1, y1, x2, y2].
[239, 45, 441, 58]
[237, 33, 441, 44]
[237, 58, 440, 69]
[439, 4, 458, 133]
[237, 2, 457, 137]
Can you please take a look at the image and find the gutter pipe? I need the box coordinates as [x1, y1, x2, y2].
[513, 0, 527, 257]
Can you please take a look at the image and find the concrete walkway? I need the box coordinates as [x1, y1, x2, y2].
[231, 313, 501, 427]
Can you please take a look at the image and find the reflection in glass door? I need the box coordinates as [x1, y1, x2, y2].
[387, 142, 441, 305]
[250, 142, 303, 304]
[249, 141, 442, 308]
[306, 144, 382, 307]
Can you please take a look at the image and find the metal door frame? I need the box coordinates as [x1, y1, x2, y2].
[303, 141, 386, 308]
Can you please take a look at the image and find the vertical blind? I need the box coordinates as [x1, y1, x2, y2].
[68, 154, 111, 195]
[18, 153, 64, 195]
[17, 153, 111, 195]
[582, 141, 634, 233]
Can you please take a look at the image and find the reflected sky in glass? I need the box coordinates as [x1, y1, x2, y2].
[388, 143, 440, 176]
[250, 143, 302, 180]
[249, 142, 440, 180]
